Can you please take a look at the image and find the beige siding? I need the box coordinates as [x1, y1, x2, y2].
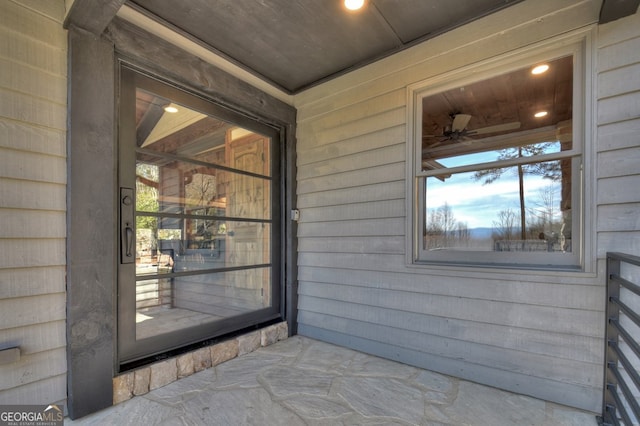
[293, 0, 613, 412]
[0, 0, 67, 406]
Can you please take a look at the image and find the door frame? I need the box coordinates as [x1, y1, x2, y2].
[66, 19, 297, 419]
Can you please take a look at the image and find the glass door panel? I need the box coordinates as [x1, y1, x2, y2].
[119, 67, 281, 363]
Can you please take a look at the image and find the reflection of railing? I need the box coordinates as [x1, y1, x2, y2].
[493, 239, 563, 252]
[603, 252, 640, 425]
[136, 249, 174, 309]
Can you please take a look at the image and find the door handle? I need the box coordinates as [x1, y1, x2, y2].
[120, 187, 135, 264]
[125, 224, 133, 258]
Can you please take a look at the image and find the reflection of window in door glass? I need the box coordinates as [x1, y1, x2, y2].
[414, 53, 582, 267]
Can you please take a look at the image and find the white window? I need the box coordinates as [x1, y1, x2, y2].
[408, 40, 591, 270]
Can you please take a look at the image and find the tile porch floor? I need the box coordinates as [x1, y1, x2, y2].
[66, 336, 599, 425]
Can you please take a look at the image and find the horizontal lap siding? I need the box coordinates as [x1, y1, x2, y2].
[596, 12, 640, 257]
[0, 0, 67, 406]
[294, 0, 608, 412]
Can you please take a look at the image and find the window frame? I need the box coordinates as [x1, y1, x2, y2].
[407, 34, 594, 271]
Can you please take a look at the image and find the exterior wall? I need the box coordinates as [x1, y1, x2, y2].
[292, 0, 632, 413]
[1, 0, 637, 414]
[0, 0, 67, 406]
[596, 12, 640, 256]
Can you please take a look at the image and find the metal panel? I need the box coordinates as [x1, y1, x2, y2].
[603, 253, 640, 425]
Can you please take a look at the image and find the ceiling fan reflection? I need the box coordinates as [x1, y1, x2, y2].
[423, 113, 521, 145]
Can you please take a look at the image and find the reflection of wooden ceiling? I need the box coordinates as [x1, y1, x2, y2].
[422, 55, 573, 160]
[135, 91, 230, 160]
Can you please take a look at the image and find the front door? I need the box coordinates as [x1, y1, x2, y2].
[118, 67, 282, 365]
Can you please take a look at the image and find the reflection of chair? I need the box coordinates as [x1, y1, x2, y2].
[156, 248, 175, 308]
[157, 248, 175, 271]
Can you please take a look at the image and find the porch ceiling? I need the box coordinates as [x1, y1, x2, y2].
[66, 0, 639, 95]
[125, 0, 525, 93]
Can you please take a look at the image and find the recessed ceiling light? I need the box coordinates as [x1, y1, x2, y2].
[164, 105, 179, 113]
[344, 0, 365, 11]
[531, 64, 549, 75]
[534, 111, 548, 118]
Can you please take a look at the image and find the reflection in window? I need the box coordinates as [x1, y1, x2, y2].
[425, 159, 571, 253]
[415, 54, 581, 267]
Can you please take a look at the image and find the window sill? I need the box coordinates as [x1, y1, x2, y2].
[408, 258, 597, 279]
